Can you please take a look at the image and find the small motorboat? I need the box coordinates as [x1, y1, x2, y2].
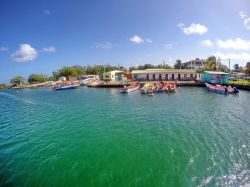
[154, 82, 164, 92]
[141, 83, 155, 94]
[205, 83, 226, 94]
[53, 84, 79, 91]
[205, 83, 239, 94]
[120, 82, 140, 93]
[164, 82, 176, 93]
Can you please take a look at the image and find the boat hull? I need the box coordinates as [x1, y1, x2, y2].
[121, 85, 140, 93]
[205, 83, 226, 94]
[55, 85, 78, 91]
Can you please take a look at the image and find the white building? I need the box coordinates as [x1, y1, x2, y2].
[131, 69, 196, 81]
[103, 70, 124, 81]
[182, 58, 206, 70]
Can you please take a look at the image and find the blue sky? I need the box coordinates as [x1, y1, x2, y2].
[0, 0, 250, 83]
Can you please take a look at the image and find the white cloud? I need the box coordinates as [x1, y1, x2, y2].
[145, 38, 153, 43]
[44, 9, 51, 15]
[239, 11, 250, 30]
[11, 44, 38, 62]
[130, 35, 144, 44]
[178, 23, 208, 35]
[200, 40, 213, 47]
[164, 43, 173, 50]
[239, 11, 247, 19]
[93, 42, 114, 49]
[214, 51, 250, 61]
[216, 38, 250, 50]
[244, 17, 250, 30]
[0, 47, 8, 51]
[43, 46, 56, 52]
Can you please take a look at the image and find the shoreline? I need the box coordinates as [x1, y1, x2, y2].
[1, 81, 250, 91]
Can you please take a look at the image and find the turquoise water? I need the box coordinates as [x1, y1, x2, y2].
[0, 87, 249, 187]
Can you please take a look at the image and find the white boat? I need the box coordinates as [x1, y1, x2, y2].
[120, 82, 140, 93]
[53, 84, 79, 91]
[79, 75, 98, 85]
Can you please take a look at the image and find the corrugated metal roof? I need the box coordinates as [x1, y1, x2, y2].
[131, 69, 196, 74]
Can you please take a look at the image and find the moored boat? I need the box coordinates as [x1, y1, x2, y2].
[205, 83, 239, 94]
[141, 83, 155, 94]
[205, 83, 226, 94]
[53, 83, 79, 91]
[120, 82, 140, 93]
[154, 82, 165, 92]
[163, 82, 176, 93]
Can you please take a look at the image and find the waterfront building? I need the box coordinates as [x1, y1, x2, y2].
[103, 70, 125, 81]
[201, 71, 229, 84]
[131, 69, 196, 81]
[182, 58, 206, 70]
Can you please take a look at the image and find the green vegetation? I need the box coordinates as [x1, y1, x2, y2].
[174, 60, 183, 69]
[229, 80, 250, 85]
[204, 56, 217, 71]
[28, 74, 48, 84]
[10, 76, 25, 85]
[196, 56, 229, 73]
[0, 84, 8, 89]
[51, 65, 119, 80]
[129, 63, 172, 71]
[6, 60, 250, 87]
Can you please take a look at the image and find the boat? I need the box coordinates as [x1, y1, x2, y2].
[205, 83, 239, 94]
[154, 82, 165, 92]
[141, 83, 155, 94]
[79, 75, 98, 85]
[205, 83, 226, 94]
[120, 82, 140, 93]
[53, 84, 79, 91]
[163, 82, 176, 92]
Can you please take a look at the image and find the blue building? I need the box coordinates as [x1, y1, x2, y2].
[201, 71, 229, 84]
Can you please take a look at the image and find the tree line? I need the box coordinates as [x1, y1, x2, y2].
[8, 57, 250, 85]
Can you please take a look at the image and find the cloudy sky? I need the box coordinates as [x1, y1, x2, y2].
[0, 0, 250, 83]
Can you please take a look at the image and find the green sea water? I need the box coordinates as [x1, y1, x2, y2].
[0, 87, 249, 187]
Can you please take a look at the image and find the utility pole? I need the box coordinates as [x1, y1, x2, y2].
[228, 58, 231, 72]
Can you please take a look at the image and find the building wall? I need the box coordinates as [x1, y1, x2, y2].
[203, 72, 229, 84]
[132, 73, 195, 81]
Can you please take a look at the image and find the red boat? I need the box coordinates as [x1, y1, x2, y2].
[205, 83, 239, 94]
[154, 82, 165, 92]
[163, 82, 176, 92]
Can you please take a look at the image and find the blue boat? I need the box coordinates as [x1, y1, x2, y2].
[54, 85, 79, 91]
